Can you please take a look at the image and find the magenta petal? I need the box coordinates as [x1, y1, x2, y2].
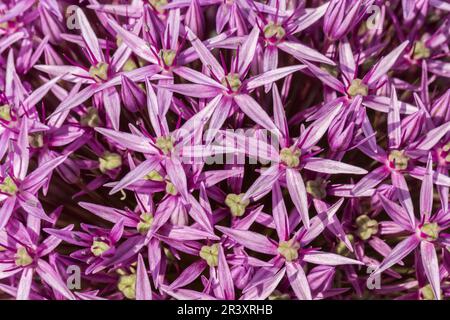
[286, 262, 312, 300]
[286, 168, 310, 229]
[136, 254, 153, 300]
[420, 241, 441, 300]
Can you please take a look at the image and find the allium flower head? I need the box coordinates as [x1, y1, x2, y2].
[0, 0, 448, 301]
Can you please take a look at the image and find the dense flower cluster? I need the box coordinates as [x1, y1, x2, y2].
[0, 0, 449, 300]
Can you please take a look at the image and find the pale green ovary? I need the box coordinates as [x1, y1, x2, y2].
[90, 240, 111, 257]
[355, 215, 378, 240]
[421, 222, 439, 241]
[280, 147, 301, 168]
[0, 177, 18, 195]
[263, 21, 286, 40]
[0, 104, 12, 121]
[156, 136, 174, 155]
[388, 150, 409, 171]
[225, 193, 250, 217]
[118, 273, 137, 299]
[278, 239, 301, 262]
[199, 243, 220, 267]
[347, 79, 368, 97]
[99, 152, 122, 173]
[413, 41, 431, 60]
[89, 62, 109, 82]
[15, 247, 33, 267]
[221, 74, 242, 92]
[137, 212, 154, 235]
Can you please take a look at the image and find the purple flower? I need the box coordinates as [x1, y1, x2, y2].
[0, 0, 448, 300]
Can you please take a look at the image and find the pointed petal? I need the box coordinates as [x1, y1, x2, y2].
[243, 165, 281, 201]
[364, 41, 409, 87]
[378, 194, 415, 232]
[300, 60, 345, 93]
[391, 172, 416, 229]
[413, 121, 450, 150]
[339, 37, 356, 82]
[372, 235, 420, 276]
[286, 168, 310, 229]
[16, 268, 34, 300]
[286, 262, 312, 300]
[218, 245, 235, 300]
[388, 86, 402, 149]
[272, 182, 289, 241]
[246, 65, 306, 91]
[303, 251, 364, 266]
[169, 260, 206, 290]
[352, 166, 389, 196]
[76, 8, 103, 63]
[303, 158, 367, 175]
[272, 85, 288, 140]
[241, 267, 285, 300]
[110, 158, 159, 194]
[237, 26, 260, 74]
[279, 41, 335, 65]
[173, 66, 226, 89]
[234, 94, 281, 135]
[94, 128, 158, 154]
[186, 27, 224, 79]
[107, 18, 158, 64]
[215, 226, 278, 255]
[136, 254, 152, 300]
[0, 197, 17, 230]
[36, 260, 76, 300]
[420, 241, 441, 300]
[420, 155, 434, 218]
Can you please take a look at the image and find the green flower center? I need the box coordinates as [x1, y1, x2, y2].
[420, 222, 439, 241]
[29, 133, 44, 148]
[355, 215, 378, 240]
[420, 284, 440, 300]
[278, 239, 300, 262]
[165, 181, 178, 195]
[160, 49, 176, 67]
[335, 234, 354, 257]
[89, 62, 109, 82]
[306, 178, 327, 199]
[347, 79, 368, 97]
[137, 212, 154, 235]
[0, 177, 18, 195]
[155, 136, 174, 155]
[15, 247, 33, 267]
[199, 244, 219, 267]
[225, 193, 250, 217]
[90, 240, 111, 257]
[280, 147, 301, 168]
[413, 41, 431, 60]
[80, 107, 100, 128]
[221, 73, 241, 92]
[118, 273, 136, 299]
[149, 0, 168, 13]
[269, 290, 291, 300]
[144, 170, 164, 182]
[0, 104, 12, 121]
[99, 152, 122, 173]
[388, 150, 409, 171]
[122, 58, 138, 72]
[263, 22, 286, 40]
